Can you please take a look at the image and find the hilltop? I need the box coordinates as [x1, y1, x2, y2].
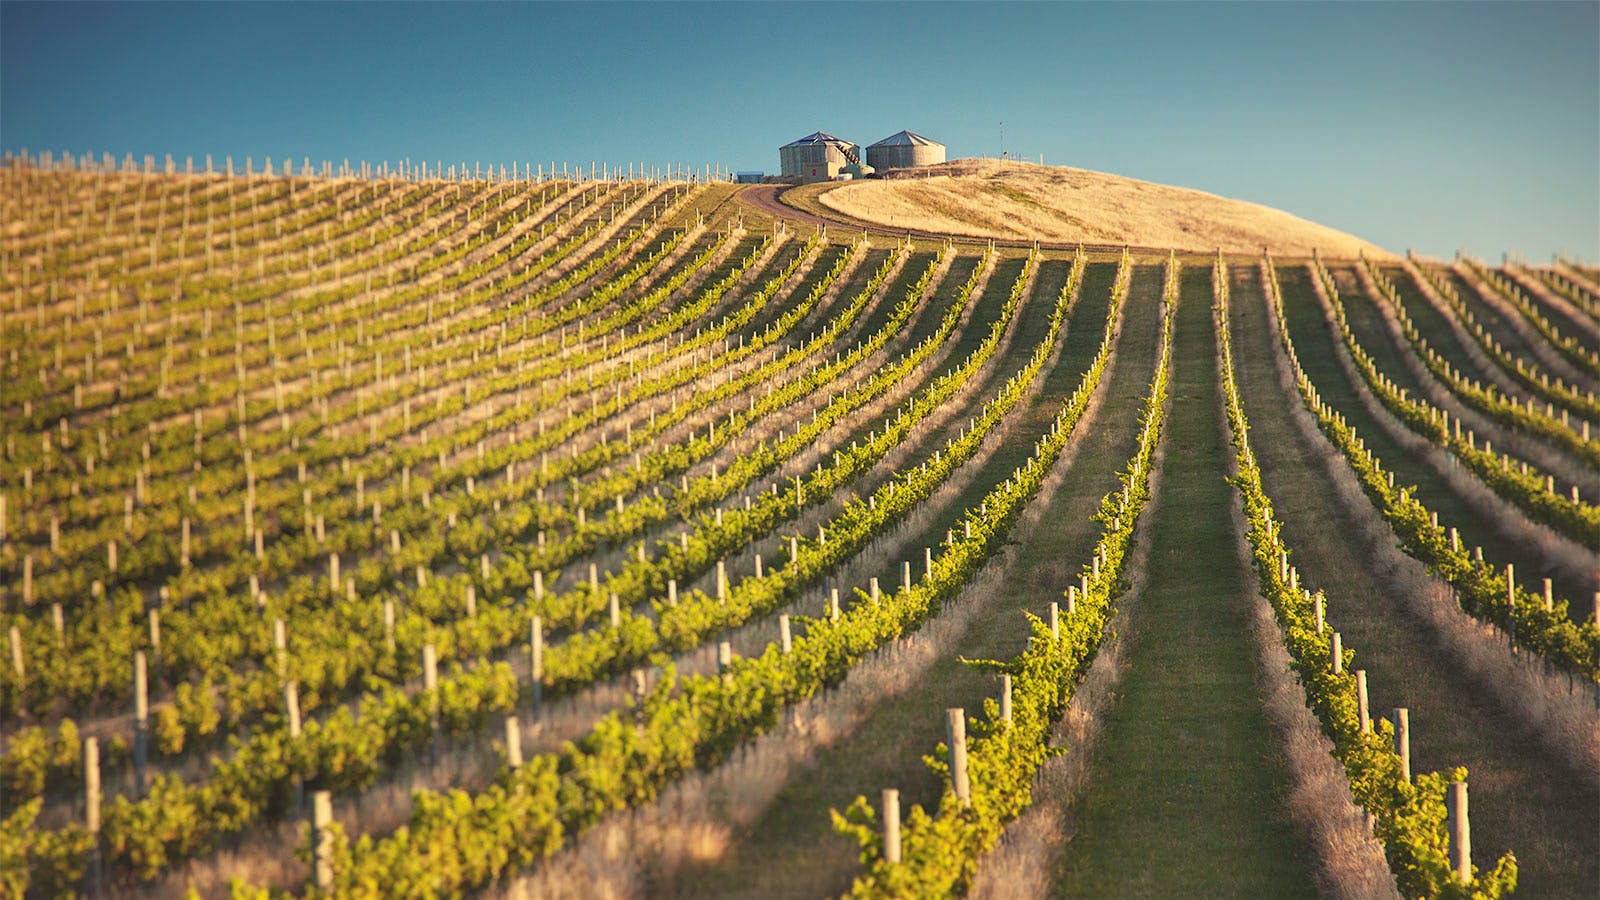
[796, 158, 1389, 258]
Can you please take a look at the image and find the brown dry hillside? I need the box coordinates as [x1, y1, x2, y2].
[809, 158, 1390, 258]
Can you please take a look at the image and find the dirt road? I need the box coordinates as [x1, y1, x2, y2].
[733, 185, 839, 230]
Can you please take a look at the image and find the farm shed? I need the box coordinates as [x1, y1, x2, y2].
[779, 132, 861, 183]
[865, 130, 945, 171]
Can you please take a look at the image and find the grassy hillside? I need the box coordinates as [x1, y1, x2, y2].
[802, 158, 1389, 258]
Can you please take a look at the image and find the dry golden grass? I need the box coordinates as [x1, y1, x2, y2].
[816, 158, 1390, 259]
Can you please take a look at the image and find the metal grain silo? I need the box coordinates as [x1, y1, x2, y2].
[779, 132, 861, 182]
[865, 131, 945, 171]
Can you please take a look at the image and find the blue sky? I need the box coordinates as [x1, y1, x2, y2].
[3, 1, 1595, 259]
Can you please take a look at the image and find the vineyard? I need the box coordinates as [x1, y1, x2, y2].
[0, 155, 1596, 899]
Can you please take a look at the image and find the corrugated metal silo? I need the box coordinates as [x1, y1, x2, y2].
[779, 132, 860, 182]
[865, 131, 946, 171]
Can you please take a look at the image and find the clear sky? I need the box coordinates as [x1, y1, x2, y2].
[3, 1, 1595, 260]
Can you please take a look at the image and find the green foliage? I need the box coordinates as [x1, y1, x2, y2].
[1289, 259, 1599, 681]
[1246, 259, 1519, 897]
[841, 249, 1173, 897]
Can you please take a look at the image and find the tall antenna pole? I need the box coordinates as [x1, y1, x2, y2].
[1000, 121, 1006, 161]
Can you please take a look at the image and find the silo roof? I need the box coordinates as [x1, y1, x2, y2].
[869, 130, 943, 148]
[782, 131, 856, 148]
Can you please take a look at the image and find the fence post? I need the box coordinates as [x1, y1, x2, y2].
[1330, 631, 1342, 675]
[1000, 674, 1012, 728]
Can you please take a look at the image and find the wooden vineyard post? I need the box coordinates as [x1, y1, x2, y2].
[946, 708, 970, 807]
[1447, 780, 1471, 882]
[779, 615, 796, 729]
[1392, 708, 1410, 782]
[1330, 631, 1342, 676]
[882, 788, 902, 864]
[1355, 670, 1370, 734]
[1505, 563, 1516, 653]
[148, 608, 162, 681]
[286, 681, 304, 813]
[286, 682, 302, 737]
[901, 560, 911, 591]
[383, 599, 395, 654]
[7, 625, 21, 691]
[504, 715, 523, 769]
[924, 546, 933, 581]
[717, 641, 733, 684]
[84, 736, 102, 892]
[133, 650, 148, 795]
[1049, 601, 1060, 641]
[274, 617, 288, 674]
[1000, 674, 1013, 729]
[423, 643, 439, 761]
[311, 790, 334, 891]
[1314, 593, 1325, 634]
[529, 616, 544, 716]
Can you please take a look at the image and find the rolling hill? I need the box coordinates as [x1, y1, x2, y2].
[798, 158, 1390, 258]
